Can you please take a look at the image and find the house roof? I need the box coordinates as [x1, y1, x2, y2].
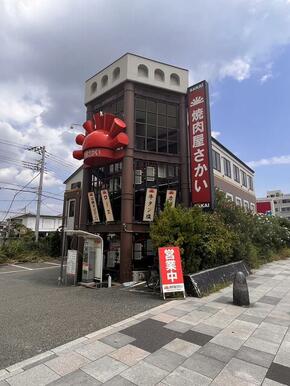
[10, 213, 62, 220]
[63, 165, 83, 184]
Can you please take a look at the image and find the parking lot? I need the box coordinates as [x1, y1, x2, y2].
[0, 261, 162, 369]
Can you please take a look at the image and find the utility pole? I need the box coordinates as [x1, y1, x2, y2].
[33, 146, 45, 242]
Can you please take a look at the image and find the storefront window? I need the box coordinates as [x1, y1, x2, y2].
[135, 96, 179, 154]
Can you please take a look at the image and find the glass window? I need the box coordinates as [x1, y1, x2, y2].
[248, 175, 253, 190]
[146, 166, 155, 181]
[68, 200, 75, 217]
[241, 170, 247, 187]
[223, 158, 231, 178]
[233, 165, 240, 183]
[134, 96, 178, 154]
[135, 170, 142, 185]
[212, 150, 221, 172]
[158, 165, 167, 178]
[236, 197, 242, 206]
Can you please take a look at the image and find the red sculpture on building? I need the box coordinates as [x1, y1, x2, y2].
[73, 112, 129, 167]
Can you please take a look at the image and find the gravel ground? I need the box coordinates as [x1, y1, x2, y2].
[0, 263, 162, 369]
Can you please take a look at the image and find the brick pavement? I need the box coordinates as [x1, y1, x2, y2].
[1, 259, 290, 385]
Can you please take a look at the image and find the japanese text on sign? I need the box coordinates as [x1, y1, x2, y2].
[101, 189, 114, 222]
[188, 81, 213, 208]
[143, 188, 157, 221]
[165, 190, 177, 207]
[158, 246, 185, 295]
[88, 192, 100, 223]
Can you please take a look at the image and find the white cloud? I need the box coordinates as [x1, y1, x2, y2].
[212, 131, 221, 139]
[219, 58, 251, 81]
[247, 155, 290, 168]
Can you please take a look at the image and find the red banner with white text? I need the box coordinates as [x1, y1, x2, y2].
[159, 246, 185, 294]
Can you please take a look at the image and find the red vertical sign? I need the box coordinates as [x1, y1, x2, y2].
[188, 81, 214, 209]
[159, 246, 185, 295]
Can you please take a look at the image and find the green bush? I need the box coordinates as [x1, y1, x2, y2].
[150, 190, 290, 273]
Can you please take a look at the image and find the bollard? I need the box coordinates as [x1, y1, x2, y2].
[107, 274, 112, 288]
[233, 271, 250, 306]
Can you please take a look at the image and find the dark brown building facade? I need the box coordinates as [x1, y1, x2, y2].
[63, 53, 255, 282]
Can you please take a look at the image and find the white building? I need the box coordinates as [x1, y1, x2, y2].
[264, 190, 290, 220]
[10, 213, 62, 234]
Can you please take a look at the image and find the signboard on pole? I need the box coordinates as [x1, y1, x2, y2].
[158, 246, 185, 299]
[166, 189, 177, 207]
[66, 249, 77, 276]
[187, 80, 214, 209]
[88, 192, 100, 223]
[143, 188, 157, 221]
[101, 189, 114, 222]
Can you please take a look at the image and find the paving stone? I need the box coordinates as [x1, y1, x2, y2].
[81, 356, 128, 383]
[211, 368, 255, 386]
[47, 369, 101, 385]
[182, 330, 213, 346]
[22, 354, 58, 371]
[247, 282, 261, 288]
[45, 351, 90, 377]
[74, 340, 115, 361]
[236, 346, 274, 368]
[191, 323, 222, 337]
[225, 357, 268, 384]
[182, 352, 225, 378]
[109, 344, 149, 366]
[0, 382, 9, 386]
[144, 348, 185, 372]
[121, 318, 181, 353]
[198, 342, 236, 363]
[264, 316, 290, 327]
[179, 310, 211, 326]
[6, 364, 60, 386]
[163, 308, 189, 317]
[151, 313, 177, 323]
[214, 296, 232, 304]
[211, 334, 245, 350]
[164, 320, 192, 333]
[102, 375, 135, 385]
[121, 361, 168, 386]
[237, 313, 265, 324]
[244, 336, 280, 355]
[266, 362, 290, 385]
[197, 305, 220, 314]
[164, 338, 200, 357]
[162, 366, 211, 385]
[274, 341, 290, 367]
[262, 378, 288, 385]
[99, 332, 135, 349]
[252, 322, 287, 344]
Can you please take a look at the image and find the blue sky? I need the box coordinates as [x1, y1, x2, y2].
[0, 0, 290, 217]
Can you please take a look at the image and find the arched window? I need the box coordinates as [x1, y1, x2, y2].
[90, 81, 97, 94]
[113, 67, 120, 81]
[101, 75, 108, 88]
[154, 69, 165, 82]
[170, 73, 180, 86]
[138, 64, 149, 78]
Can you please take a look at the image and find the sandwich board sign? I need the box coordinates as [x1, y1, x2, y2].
[158, 246, 185, 300]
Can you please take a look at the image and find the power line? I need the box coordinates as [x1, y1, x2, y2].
[1, 173, 40, 222]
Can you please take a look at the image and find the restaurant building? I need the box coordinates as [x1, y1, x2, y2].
[63, 53, 256, 282]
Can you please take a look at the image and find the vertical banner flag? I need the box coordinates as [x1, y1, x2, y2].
[187, 80, 214, 209]
[101, 189, 114, 222]
[88, 192, 100, 223]
[143, 188, 157, 221]
[159, 246, 185, 296]
[166, 189, 177, 207]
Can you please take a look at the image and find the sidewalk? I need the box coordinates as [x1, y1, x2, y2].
[1, 259, 290, 386]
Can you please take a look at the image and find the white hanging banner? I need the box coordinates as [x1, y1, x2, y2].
[143, 188, 157, 221]
[88, 192, 100, 223]
[101, 189, 114, 222]
[166, 190, 177, 207]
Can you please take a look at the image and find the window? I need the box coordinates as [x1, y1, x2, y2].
[223, 158, 231, 178]
[135, 96, 179, 154]
[226, 193, 234, 202]
[244, 200, 249, 211]
[250, 203, 255, 213]
[212, 150, 221, 171]
[233, 165, 240, 183]
[248, 175, 253, 190]
[71, 182, 81, 190]
[138, 64, 148, 78]
[135, 170, 142, 185]
[282, 199, 290, 204]
[90, 82, 97, 94]
[154, 69, 165, 82]
[170, 73, 180, 86]
[68, 200, 75, 217]
[146, 166, 155, 181]
[101, 75, 108, 87]
[241, 170, 247, 187]
[236, 197, 242, 206]
[112, 67, 120, 81]
[158, 165, 167, 178]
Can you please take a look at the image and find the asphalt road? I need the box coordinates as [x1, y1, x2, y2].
[0, 262, 162, 369]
